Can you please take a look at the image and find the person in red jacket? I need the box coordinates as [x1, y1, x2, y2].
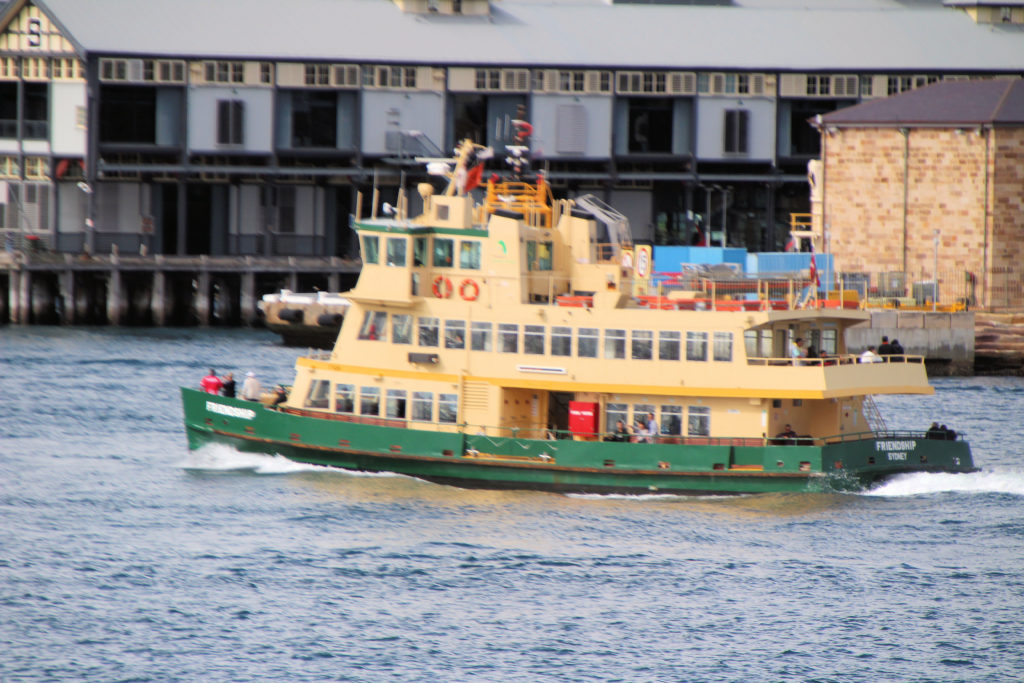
[200, 368, 223, 395]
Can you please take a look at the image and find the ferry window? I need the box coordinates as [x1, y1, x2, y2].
[688, 406, 710, 437]
[606, 403, 628, 432]
[659, 330, 680, 361]
[713, 332, 733, 362]
[744, 330, 758, 357]
[821, 329, 837, 356]
[361, 235, 379, 264]
[524, 325, 545, 355]
[411, 273, 419, 296]
[527, 240, 553, 271]
[412, 391, 433, 422]
[499, 324, 519, 353]
[413, 237, 428, 266]
[392, 314, 412, 344]
[305, 380, 330, 409]
[359, 387, 380, 416]
[578, 328, 599, 358]
[358, 311, 387, 341]
[334, 383, 355, 413]
[386, 237, 407, 267]
[686, 331, 708, 361]
[439, 393, 458, 423]
[418, 317, 439, 347]
[445, 320, 466, 349]
[661, 405, 683, 436]
[631, 330, 653, 360]
[633, 404, 655, 431]
[605, 329, 626, 359]
[433, 238, 454, 267]
[551, 326, 572, 357]
[471, 322, 492, 351]
[459, 241, 481, 269]
[386, 389, 407, 419]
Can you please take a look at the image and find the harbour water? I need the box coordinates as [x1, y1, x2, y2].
[3, 327, 1024, 682]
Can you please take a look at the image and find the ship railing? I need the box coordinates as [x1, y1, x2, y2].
[745, 354, 925, 367]
[822, 428, 965, 444]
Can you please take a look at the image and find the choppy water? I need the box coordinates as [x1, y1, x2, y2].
[2, 327, 1024, 682]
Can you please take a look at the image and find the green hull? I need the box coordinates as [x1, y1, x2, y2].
[182, 388, 976, 496]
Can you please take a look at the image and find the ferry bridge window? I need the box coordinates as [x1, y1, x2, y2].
[499, 324, 519, 353]
[659, 330, 680, 361]
[362, 235, 379, 264]
[713, 332, 733, 362]
[551, 326, 572, 357]
[605, 329, 626, 359]
[459, 241, 481, 269]
[412, 391, 433, 422]
[386, 389, 407, 420]
[471, 321, 492, 351]
[334, 383, 355, 413]
[524, 325, 545, 355]
[445, 320, 466, 349]
[631, 330, 653, 360]
[386, 237, 407, 267]
[660, 405, 683, 437]
[433, 238, 454, 267]
[688, 406, 710, 437]
[439, 393, 458, 424]
[392, 314, 412, 344]
[578, 327, 599, 358]
[305, 380, 330, 409]
[414, 237, 428, 266]
[358, 311, 387, 341]
[360, 387, 380, 416]
[686, 331, 708, 361]
[821, 329, 838, 356]
[527, 241, 554, 271]
[418, 317, 439, 347]
[606, 403, 628, 433]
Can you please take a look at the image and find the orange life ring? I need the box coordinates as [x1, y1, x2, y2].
[432, 275, 453, 299]
[459, 279, 480, 302]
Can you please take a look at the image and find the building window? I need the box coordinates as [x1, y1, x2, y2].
[471, 322, 492, 351]
[277, 186, 295, 233]
[412, 392, 433, 422]
[686, 331, 708, 361]
[445, 320, 466, 349]
[418, 317, 439, 347]
[551, 326, 572, 357]
[578, 328, 599, 358]
[604, 329, 626, 359]
[217, 100, 244, 145]
[524, 325, 545, 355]
[499, 324, 519, 353]
[724, 109, 749, 154]
[439, 393, 458, 423]
[334, 384, 355, 413]
[688, 406, 710, 437]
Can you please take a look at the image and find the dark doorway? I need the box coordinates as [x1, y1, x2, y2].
[627, 98, 673, 153]
[548, 391, 575, 437]
[185, 185, 212, 255]
[159, 184, 178, 255]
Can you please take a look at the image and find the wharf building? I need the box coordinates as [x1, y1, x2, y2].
[0, 0, 1022, 325]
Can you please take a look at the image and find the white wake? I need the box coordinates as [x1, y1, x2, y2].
[864, 468, 1024, 497]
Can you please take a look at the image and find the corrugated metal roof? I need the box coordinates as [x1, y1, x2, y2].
[821, 78, 1024, 124]
[27, 0, 1024, 71]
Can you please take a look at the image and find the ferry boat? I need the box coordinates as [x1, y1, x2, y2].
[181, 135, 975, 495]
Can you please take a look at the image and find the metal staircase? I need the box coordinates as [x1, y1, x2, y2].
[574, 194, 633, 248]
[861, 395, 888, 434]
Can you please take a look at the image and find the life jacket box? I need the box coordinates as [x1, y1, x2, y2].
[569, 401, 599, 439]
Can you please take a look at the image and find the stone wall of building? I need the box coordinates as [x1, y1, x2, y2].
[822, 126, 995, 304]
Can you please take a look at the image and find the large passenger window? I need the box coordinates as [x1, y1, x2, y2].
[631, 330, 653, 360]
[445, 320, 466, 349]
[386, 237, 407, 266]
[605, 329, 626, 359]
[334, 383, 355, 414]
[686, 331, 708, 361]
[433, 238, 454, 267]
[412, 391, 433, 422]
[386, 389, 407, 419]
[305, 379, 330, 409]
[392, 314, 412, 344]
[551, 327, 572, 357]
[438, 393, 458, 423]
[713, 332, 733, 362]
[578, 328, 598, 358]
[360, 387, 380, 416]
[499, 324, 519, 353]
[459, 241, 481, 269]
[471, 322, 492, 351]
[418, 317, 439, 347]
[524, 325, 545, 355]
[688, 406, 710, 436]
[358, 311, 387, 341]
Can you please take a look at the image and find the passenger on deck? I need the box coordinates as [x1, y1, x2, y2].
[942, 424, 957, 440]
[789, 337, 805, 363]
[220, 372, 236, 398]
[240, 371, 263, 401]
[805, 345, 819, 360]
[859, 346, 881, 363]
[891, 339, 905, 357]
[926, 422, 944, 439]
[776, 424, 798, 439]
[200, 368, 223, 395]
[878, 336, 894, 355]
[605, 420, 630, 442]
[645, 412, 659, 443]
[272, 385, 288, 406]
